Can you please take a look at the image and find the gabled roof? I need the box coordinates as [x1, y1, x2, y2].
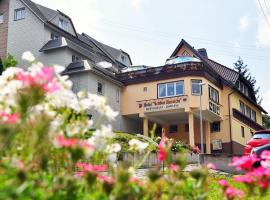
[35, 3, 58, 21]
[204, 58, 239, 84]
[62, 60, 124, 86]
[81, 33, 132, 67]
[171, 39, 267, 113]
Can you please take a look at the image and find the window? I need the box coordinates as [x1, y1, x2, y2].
[240, 101, 245, 114]
[251, 110, 256, 122]
[176, 81, 184, 95]
[209, 86, 219, 103]
[143, 87, 147, 92]
[116, 89, 120, 103]
[72, 55, 81, 62]
[169, 125, 178, 133]
[191, 80, 202, 95]
[51, 33, 59, 40]
[211, 122, 220, 133]
[167, 82, 174, 96]
[158, 84, 166, 98]
[245, 106, 251, 119]
[185, 124, 189, 132]
[0, 13, 3, 24]
[14, 8, 25, 21]
[121, 55, 126, 63]
[241, 126, 245, 138]
[158, 81, 184, 98]
[97, 82, 104, 95]
[239, 101, 257, 122]
[59, 18, 68, 31]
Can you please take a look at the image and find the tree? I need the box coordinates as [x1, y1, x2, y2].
[234, 57, 262, 104]
[262, 114, 270, 129]
[2, 54, 18, 70]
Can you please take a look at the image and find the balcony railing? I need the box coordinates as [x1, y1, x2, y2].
[232, 109, 265, 131]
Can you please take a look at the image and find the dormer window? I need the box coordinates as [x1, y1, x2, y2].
[59, 18, 68, 31]
[121, 55, 126, 63]
[72, 55, 81, 62]
[51, 33, 60, 40]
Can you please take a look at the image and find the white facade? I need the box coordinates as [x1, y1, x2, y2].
[3, 0, 138, 133]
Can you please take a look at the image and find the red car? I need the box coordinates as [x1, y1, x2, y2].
[245, 130, 270, 155]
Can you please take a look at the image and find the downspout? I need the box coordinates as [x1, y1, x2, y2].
[228, 91, 235, 155]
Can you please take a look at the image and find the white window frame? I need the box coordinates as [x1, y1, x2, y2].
[191, 79, 202, 96]
[0, 13, 3, 24]
[14, 7, 25, 21]
[209, 85, 219, 103]
[97, 82, 104, 95]
[158, 81, 184, 99]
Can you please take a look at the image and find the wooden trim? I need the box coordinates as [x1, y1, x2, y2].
[232, 108, 265, 131]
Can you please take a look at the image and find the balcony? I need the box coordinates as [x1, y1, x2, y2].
[233, 109, 265, 131]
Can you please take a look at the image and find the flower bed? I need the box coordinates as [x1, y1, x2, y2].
[0, 52, 269, 199]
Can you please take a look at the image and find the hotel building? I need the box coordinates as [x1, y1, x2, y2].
[0, 0, 267, 154]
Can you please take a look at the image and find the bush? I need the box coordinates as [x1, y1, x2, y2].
[0, 52, 269, 199]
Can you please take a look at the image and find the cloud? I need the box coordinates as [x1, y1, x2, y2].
[255, 0, 270, 47]
[131, 0, 144, 8]
[262, 88, 270, 113]
[256, 17, 270, 47]
[239, 16, 249, 30]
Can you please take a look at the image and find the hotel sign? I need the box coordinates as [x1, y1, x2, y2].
[138, 97, 187, 113]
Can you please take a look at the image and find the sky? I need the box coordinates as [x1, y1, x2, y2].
[34, 0, 270, 113]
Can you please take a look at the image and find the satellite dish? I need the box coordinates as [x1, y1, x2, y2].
[96, 61, 113, 68]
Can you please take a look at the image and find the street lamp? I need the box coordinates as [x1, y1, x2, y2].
[198, 83, 206, 154]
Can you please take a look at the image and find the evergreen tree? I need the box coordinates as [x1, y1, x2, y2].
[233, 57, 261, 104]
[262, 114, 270, 129]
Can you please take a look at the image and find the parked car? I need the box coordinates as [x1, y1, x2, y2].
[245, 130, 270, 155]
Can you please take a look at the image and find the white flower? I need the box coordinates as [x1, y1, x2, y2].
[93, 124, 114, 139]
[22, 51, 35, 62]
[106, 143, 121, 153]
[53, 65, 65, 73]
[128, 139, 148, 152]
[77, 91, 87, 99]
[103, 105, 118, 121]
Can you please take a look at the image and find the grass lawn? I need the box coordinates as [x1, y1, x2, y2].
[208, 174, 270, 200]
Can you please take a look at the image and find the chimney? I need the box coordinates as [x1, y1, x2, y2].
[197, 48, 208, 58]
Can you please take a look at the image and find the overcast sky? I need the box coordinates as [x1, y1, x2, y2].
[34, 0, 270, 113]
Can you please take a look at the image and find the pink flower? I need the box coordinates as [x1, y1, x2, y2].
[192, 146, 201, 154]
[56, 135, 78, 148]
[218, 179, 229, 187]
[225, 186, 244, 199]
[259, 180, 270, 188]
[248, 167, 265, 177]
[76, 162, 108, 172]
[207, 163, 216, 170]
[261, 150, 270, 160]
[170, 164, 180, 172]
[129, 176, 144, 186]
[158, 137, 167, 161]
[97, 175, 115, 184]
[16, 66, 60, 93]
[0, 112, 20, 124]
[233, 175, 254, 184]
[230, 155, 258, 171]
